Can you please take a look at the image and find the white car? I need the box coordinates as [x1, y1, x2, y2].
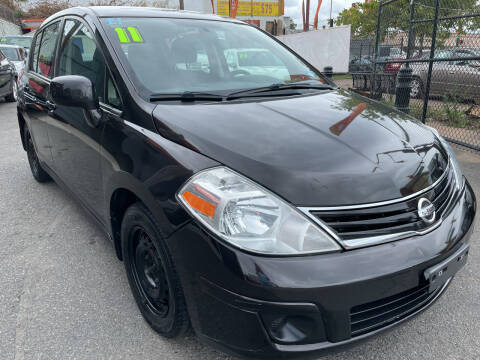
[0, 44, 27, 76]
[224, 48, 291, 81]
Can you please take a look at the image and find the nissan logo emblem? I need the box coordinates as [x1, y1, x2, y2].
[418, 198, 436, 224]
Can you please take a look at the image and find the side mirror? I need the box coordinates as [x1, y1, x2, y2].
[50, 75, 98, 111]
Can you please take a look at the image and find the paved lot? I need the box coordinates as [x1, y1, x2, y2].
[0, 99, 479, 360]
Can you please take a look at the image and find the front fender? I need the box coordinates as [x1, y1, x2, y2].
[101, 118, 219, 241]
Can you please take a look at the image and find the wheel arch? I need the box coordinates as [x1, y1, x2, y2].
[106, 172, 178, 261]
[109, 187, 139, 260]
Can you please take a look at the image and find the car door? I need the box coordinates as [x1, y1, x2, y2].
[449, 50, 480, 99]
[0, 49, 11, 97]
[429, 62, 453, 96]
[23, 22, 61, 166]
[47, 18, 108, 218]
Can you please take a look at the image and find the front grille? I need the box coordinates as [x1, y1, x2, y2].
[311, 168, 455, 244]
[350, 283, 443, 337]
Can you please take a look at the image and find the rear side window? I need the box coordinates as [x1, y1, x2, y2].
[36, 22, 60, 78]
[58, 19, 106, 102]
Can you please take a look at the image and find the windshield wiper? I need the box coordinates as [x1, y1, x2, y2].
[150, 91, 225, 102]
[226, 82, 335, 100]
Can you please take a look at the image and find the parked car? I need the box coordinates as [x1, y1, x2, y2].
[17, 7, 476, 359]
[0, 48, 17, 102]
[409, 48, 480, 99]
[384, 58, 404, 74]
[0, 35, 33, 51]
[224, 48, 290, 80]
[0, 44, 27, 76]
[349, 57, 373, 72]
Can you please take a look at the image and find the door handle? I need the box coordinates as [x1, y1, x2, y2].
[46, 100, 56, 111]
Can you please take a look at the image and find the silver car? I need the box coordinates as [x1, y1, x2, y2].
[0, 44, 27, 77]
[410, 49, 480, 99]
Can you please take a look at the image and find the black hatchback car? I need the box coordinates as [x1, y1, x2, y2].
[17, 7, 476, 359]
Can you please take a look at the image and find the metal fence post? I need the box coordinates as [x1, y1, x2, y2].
[421, 0, 440, 124]
[370, 1, 383, 99]
[323, 66, 333, 78]
[395, 0, 415, 113]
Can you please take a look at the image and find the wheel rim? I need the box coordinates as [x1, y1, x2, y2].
[12, 80, 17, 101]
[26, 132, 40, 175]
[130, 228, 170, 317]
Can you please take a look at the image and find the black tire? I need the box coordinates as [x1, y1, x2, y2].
[24, 126, 51, 183]
[5, 78, 17, 102]
[121, 203, 190, 338]
[410, 77, 424, 99]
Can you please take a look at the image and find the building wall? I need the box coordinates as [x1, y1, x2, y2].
[0, 18, 22, 36]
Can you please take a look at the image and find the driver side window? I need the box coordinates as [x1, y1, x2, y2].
[57, 19, 106, 102]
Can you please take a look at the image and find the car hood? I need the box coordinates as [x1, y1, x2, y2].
[152, 89, 448, 206]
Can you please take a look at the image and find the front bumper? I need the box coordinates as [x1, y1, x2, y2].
[167, 180, 476, 359]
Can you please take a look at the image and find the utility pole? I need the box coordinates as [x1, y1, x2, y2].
[305, 0, 310, 31]
[179, 0, 184, 10]
[329, 0, 333, 27]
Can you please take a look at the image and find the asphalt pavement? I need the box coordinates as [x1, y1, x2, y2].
[0, 99, 479, 360]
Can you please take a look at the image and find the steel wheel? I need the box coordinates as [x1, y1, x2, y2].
[121, 203, 190, 338]
[130, 228, 171, 317]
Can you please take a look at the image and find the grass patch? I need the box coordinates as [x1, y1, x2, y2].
[332, 74, 352, 81]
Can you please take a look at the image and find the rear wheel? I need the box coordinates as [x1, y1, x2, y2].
[121, 203, 190, 338]
[5, 78, 17, 102]
[24, 126, 51, 183]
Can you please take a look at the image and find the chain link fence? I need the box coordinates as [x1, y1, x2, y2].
[348, 0, 480, 152]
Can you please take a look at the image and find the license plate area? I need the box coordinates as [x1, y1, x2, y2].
[424, 244, 469, 293]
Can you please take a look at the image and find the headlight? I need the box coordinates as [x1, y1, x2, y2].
[439, 136, 464, 191]
[177, 167, 341, 255]
[428, 126, 464, 191]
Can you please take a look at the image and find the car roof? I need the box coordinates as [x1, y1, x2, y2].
[1, 35, 32, 38]
[0, 44, 22, 49]
[43, 6, 242, 26]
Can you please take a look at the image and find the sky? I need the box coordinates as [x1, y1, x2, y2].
[284, 0, 357, 28]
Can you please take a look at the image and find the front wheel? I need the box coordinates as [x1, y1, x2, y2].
[121, 203, 190, 338]
[24, 126, 51, 183]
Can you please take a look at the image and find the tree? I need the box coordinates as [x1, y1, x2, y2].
[336, 0, 480, 48]
[335, 1, 379, 38]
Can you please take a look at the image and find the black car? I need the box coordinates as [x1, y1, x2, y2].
[17, 7, 476, 359]
[0, 48, 17, 102]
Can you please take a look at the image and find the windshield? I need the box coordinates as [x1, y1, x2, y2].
[100, 17, 326, 98]
[0, 47, 20, 61]
[0, 36, 32, 49]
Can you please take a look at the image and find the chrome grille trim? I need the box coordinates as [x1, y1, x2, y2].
[300, 161, 461, 250]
